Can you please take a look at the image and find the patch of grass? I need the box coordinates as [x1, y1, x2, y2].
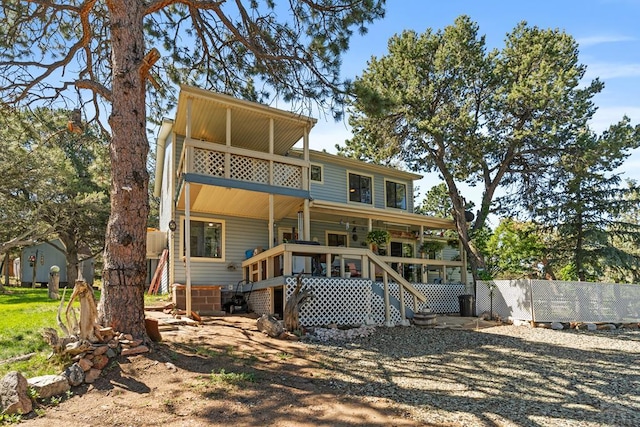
[243, 353, 259, 365]
[144, 292, 171, 305]
[0, 287, 75, 378]
[0, 413, 23, 424]
[209, 368, 255, 386]
[276, 352, 293, 360]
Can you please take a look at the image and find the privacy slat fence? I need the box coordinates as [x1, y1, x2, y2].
[477, 279, 640, 323]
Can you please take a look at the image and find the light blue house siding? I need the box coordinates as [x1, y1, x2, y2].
[20, 239, 95, 286]
[171, 213, 270, 287]
[310, 156, 415, 213]
[158, 133, 175, 230]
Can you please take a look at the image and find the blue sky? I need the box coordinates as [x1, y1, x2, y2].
[305, 0, 640, 214]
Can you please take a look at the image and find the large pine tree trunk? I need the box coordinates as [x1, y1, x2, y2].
[99, 1, 149, 339]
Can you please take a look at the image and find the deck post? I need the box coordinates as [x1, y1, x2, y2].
[185, 181, 192, 317]
[383, 272, 392, 327]
[399, 283, 409, 326]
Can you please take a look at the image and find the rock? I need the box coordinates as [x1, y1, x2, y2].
[620, 323, 639, 329]
[64, 364, 85, 387]
[551, 322, 564, 330]
[120, 345, 150, 356]
[278, 331, 300, 341]
[77, 357, 93, 371]
[84, 368, 101, 384]
[98, 327, 115, 342]
[597, 324, 616, 330]
[0, 371, 33, 415]
[92, 345, 109, 356]
[92, 354, 110, 370]
[65, 340, 91, 355]
[586, 323, 597, 331]
[256, 314, 285, 338]
[28, 374, 70, 400]
[106, 348, 117, 358]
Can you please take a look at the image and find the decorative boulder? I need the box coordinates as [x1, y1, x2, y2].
[27, 374, 70, 400]
[257, 314, 285, 338]
[64, 363, 85, 387]
[0, 371, 33, 415]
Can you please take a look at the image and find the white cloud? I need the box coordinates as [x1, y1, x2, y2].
[577, 35, 634, 47]
[590, 106, 640, 133]
[584, 62, 640, 81]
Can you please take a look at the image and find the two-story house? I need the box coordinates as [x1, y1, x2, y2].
[153, 85, 468, 326]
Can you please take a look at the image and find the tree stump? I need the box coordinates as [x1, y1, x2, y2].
[283, 273, 313, 332]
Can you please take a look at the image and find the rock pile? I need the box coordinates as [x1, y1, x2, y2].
[535, 321, 639, 331]
[0, 333, 149, 416]
[308, 324, 377, 342]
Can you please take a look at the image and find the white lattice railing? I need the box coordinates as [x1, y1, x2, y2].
[477, 279, 640, 323]
[182, 140, 306, 190]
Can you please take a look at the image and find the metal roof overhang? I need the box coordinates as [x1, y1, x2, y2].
[176, 173, 309, 221]
[308, 199, 456, 230]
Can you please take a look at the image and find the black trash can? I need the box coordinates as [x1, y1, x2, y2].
[458, 294, 475, 317]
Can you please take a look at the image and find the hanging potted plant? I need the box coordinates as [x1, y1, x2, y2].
[419, 240, 445, 259]
[366, 230, 390, 254]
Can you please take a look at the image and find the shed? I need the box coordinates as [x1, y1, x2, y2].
[20, 239, 94, 286]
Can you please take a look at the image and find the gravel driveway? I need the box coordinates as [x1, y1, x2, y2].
[308, 324, 640, 426]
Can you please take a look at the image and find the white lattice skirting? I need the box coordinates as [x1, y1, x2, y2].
[248, 277, 466, 327]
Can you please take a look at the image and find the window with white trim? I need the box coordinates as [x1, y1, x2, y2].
[348, 172, 372, 204]
[310, 164, 323, 183]
[182, 218, 224, 260]
[385, 180, 407, 210]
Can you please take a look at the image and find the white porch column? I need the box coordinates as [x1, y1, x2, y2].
[269, 118, 274, 185]
[185, 99, 193, 317]
[303, 199, 310, 241]
[269, 194, 274, 249]
[225, 108, 231, 179]
[185, 181, 192, 317]
[302, 126, 310, 190]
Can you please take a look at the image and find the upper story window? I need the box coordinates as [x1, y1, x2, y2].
[348, 172, 372, 204]
[182, 217, 224, 261]
[310, 164, 323, 183]
[385, 180, 407, 210]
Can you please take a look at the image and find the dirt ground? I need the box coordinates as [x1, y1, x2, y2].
[19, 314, 423, 427]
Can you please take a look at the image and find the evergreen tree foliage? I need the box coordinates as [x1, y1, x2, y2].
[484, 219, 546, 279]
[519, 122, 640, 282]
[0, 1, 386, 337]
[0, 107, 110, 287]
[338, 16, 610, 281]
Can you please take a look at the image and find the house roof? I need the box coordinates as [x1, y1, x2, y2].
[173, 85, 317, 156]
[309, 200, 456, 230]
[304, 149, 423, 181]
